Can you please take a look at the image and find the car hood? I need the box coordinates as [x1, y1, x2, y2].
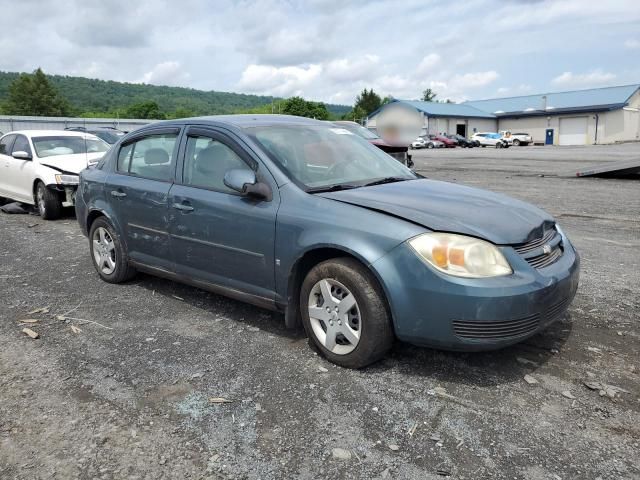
[318, 179, 554, 245]
[38, 153, 104, 174]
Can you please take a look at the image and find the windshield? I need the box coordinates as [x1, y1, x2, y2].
[334, 122, 380, 140]
[33, 136, 110, 158]
[248, 125, 416, 190]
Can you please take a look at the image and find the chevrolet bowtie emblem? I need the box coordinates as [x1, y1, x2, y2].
[542, 244, 552, 254]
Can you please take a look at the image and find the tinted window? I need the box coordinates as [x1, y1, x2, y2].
[117, 143, 134, 172]
[121, 133, 178, 182]
[0, 135, 16, 155]
[12, 135, 32, 156]
[183, 135, 252, 193]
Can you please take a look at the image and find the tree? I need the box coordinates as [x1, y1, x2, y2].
[124, 101, 165, 119]
[353, 88, 382, 116]
[3, 68, 71, 116]
[169, 106, 196, 119]
[280, 96, 330, 120]
[421, 88, 437, 102]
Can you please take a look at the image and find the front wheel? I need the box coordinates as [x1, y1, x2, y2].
[300, 258, 394, 368]
[89, 217, 136, 283]
[427, 143, 434, 149]
[496, 142, 503, 149]
[513, 139, 520, 146]
[36, 182, 62, 220]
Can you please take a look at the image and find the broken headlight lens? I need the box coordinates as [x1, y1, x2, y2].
[409, 232, 512, 278]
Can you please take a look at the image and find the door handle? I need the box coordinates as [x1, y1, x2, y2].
[172, 202, 194, 212]
[111, 190, 127, 198]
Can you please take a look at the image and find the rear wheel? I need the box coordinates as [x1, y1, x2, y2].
[427, 143, 434, 149]
[36, 182, 62, 220]
[513, 139, 521, 146]
[89, 217, 136, 283]
[300, 258, 393, 368]
[496, 142, 503, 149]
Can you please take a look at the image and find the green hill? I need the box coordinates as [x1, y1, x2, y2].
[0, 71, 350, 118]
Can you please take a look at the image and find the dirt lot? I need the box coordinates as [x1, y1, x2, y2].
[1, 144, 639, 479]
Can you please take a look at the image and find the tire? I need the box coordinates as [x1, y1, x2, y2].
[35, 182, 62, 220]
[496, 142, 503, 149]
[89, 217, 136, 283]
[513, 139, 520, 146]
[300, 258, 394, 368]
[481, 145, 486, 148]
[427, 143, 434, 149]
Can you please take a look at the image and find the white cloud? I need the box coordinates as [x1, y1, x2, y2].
[624, 39, 640, 49]
[450, 71, 499, 89]
[325, 55, 380, 82]
[551, 70, 617, 88]
[238, 64, 322, 97]
[140, 61, 191, 87]
[416, 53, 441, 75]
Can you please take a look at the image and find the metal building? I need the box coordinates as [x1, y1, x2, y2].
[367, 84, 640, 145]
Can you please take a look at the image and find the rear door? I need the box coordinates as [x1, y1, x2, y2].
[0, 134, 17, 198]
[105, 127, 181, 270]
[168, 126, 278, 300]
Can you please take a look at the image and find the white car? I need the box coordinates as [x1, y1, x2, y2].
[500, 131, 532, 146]
[0, 130, 110, 219]
[471, 132, 510, 148]
[411, 137, 444, 149]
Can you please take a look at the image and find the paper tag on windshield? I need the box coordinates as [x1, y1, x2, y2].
[329, 128, 353, 135]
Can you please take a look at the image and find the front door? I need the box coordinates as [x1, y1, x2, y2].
[545, 129, 554, 145]
[105, 128, 180, 270]
[168, 127, 278, 300]
[8, 134, 37, 202]
[0, 134, 17, 199]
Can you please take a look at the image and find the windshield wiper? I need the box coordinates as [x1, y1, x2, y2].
[308, 184, 360, 193]
[363, 176, 410, 187]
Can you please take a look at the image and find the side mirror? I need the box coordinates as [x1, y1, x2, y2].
[12, 150, 32, 160]
[223, 169, 272, 201]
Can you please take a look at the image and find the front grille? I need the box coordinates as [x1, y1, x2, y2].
[452, 313, 540, 340]
[513, 226, 563, 269]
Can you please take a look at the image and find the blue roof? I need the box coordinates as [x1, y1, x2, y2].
[372, 100, 495, 119]
[464, 84, 639, 116]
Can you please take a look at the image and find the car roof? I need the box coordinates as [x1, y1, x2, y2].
[4, 130, 102, 138]
[141, 114, 328, 130]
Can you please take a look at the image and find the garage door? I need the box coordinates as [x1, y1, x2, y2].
[559, 117, 588, 145]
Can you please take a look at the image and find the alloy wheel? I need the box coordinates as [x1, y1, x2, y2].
[37, 185, 46, 216]
[92, 227, 117, 275]
[308, 278, 361, 355]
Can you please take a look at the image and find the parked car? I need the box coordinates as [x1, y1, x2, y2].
[500, 131, 532, 146]
[0, 130, 110, 219]
[76, 115, 579, 369]
[411, 137, 443, 149]
[428, 134, 456, 148]
[471, 132, 510, 148]
[411, 137, 426, 149]
[412, 137, 444, 149]
[448, 134, 476, 148]
[65, 126, 126, 145]
[332, 121, 412, 167]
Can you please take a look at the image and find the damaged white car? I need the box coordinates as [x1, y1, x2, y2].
[0, 130, 109, 219]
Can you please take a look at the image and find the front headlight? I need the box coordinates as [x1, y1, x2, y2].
[408, 233, 512, 278]
[55, 174, 79, 185]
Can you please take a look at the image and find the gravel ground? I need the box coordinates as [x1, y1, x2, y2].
[1, 144, 639, 479]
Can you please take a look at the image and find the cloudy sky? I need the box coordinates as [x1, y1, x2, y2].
[0, 0, 639, 105]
